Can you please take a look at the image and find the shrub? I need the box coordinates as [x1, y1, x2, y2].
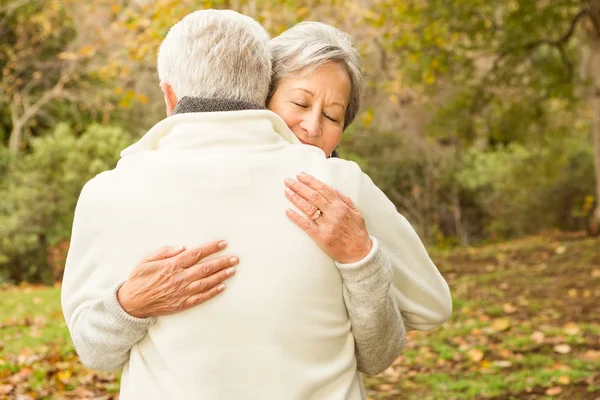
[0, 124, 133, 283]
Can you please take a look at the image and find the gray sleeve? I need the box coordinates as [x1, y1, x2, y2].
[68, 282, 155, 371]
[336, 237, 406, 376]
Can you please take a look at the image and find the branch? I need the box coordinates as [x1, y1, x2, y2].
[512, 8, 589, 54]
[586, 0, 600, 37]
[0, 0, 35, 30]
[13, 71, 70, 130]
[468, 8, 590, 119]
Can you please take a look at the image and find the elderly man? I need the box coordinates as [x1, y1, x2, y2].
[62, 9, 450, 399]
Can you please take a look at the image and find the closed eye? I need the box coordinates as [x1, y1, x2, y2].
[324, 113, 339, 123]
[292, 102, 308, 108]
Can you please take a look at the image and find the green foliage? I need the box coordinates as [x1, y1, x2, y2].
[458, 132, 594, 238]
[0, 124, 133, 283]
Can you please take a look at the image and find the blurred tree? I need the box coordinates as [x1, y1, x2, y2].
[0, 123, 133, 283]
[367, 0, 600, 236]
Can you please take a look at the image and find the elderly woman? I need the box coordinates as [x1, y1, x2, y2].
[62, 14, 451, 398]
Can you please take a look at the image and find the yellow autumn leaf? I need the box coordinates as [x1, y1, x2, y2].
[557, 375, 570, 385]
[468, 348, 484, 362]
[563, 322, 580, 335]
[56, 369, 71, 384]
[492, 318, 512, 332]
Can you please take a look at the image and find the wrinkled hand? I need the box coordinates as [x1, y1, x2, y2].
[284, 172, 372, 264]
[117, 241, 239, 318]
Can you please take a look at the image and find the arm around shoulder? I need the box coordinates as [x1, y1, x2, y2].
[61, 179, 153, 371]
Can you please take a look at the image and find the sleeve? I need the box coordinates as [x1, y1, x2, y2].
[61, 180, 154, 371]
[353, 170, 453, 331]
[336, 236, 406, 375]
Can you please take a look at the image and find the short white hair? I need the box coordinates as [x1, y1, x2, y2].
[157, 10, 271, 106]
[269, 22, 363, 129]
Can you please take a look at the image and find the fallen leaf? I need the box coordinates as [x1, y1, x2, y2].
[582, 350, 600, 361]
[492, 318, 512, 332]
[502, 303, 517, 314]
[493, 360, 512, 368]
[531, 331, 545, 344]
[553, 344, 572, 354]
[592, 269, 600, 278]
[468, 348, 484, 362]
[557, 375, 570, 385]
[56, 369, 72, 384]
[563, 322, 580, 335]
[0, 384, 13, 395]
[376, 384, 393, 391]
[498, 349, 514, 358]
[545, 386, 563, 396]
[567, 288, 578, 297]
[555, 246, 566, 255]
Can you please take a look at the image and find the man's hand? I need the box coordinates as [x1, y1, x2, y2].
[117, 241, 238, 318]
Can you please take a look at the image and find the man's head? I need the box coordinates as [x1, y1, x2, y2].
[157, 10, 271, 114]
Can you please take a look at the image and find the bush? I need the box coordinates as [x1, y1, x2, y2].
[458, 133, 594, 238]
[0, 124, 133, 284]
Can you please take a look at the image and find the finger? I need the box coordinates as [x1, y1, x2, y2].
[284, 188, 322, 221]
[284, 178, 330, 210]
[181, 282, 226, 310]
[334, 189, 358, 210]
[296, 173, 339, 203]
[170, 240, 228, 269]
[285, 208, 319, 233]
[141, 245, 186, 263]
[186, 265, 236, 295]
[182, 255, 239, 281]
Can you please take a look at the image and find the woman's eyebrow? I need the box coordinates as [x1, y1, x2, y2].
[290, 88, 346, 110]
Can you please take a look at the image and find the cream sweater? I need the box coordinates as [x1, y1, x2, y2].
[62, 109, 451, 399]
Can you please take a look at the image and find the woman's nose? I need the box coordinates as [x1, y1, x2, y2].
[300, 112, 322, 137]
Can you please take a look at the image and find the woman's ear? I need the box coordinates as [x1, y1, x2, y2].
[159, 82, 178, 115]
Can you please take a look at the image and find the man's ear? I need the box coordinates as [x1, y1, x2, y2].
[159, 82, 178, 115]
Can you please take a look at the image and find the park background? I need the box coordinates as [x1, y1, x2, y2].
[1, 0, 599, 398]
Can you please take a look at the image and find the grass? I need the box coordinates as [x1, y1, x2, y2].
[1, 232, 599, 399]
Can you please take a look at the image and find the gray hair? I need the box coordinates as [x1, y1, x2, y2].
[269, 22, 363, 129]
[157, 10, 272, 106]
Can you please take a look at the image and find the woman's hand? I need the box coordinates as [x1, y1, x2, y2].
[117, 241, 239, 318]
[284, 172, 372, 264]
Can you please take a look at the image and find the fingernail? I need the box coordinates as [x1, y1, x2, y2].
[218, 283, 226, 291]
[298, 172, 308, 178]
[175, 245, 185, 251]
[218, 241, 228, 249]
[226, 267, 236, 276]
[285, 178, 294, 185]
[285, 188, 294, 195]
[229, 256, 238, 264]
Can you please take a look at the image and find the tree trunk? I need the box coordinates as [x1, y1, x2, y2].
[589, 39, 600, 235]
[8, 124, 23, 153]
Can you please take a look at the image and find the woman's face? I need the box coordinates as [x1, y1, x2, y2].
[267, 62, 351, 157]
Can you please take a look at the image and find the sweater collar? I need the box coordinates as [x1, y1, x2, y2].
[121, 97, 303, 157]
[171, 96, 266, 115]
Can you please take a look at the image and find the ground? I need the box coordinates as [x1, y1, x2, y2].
[1, 232, 599, 399]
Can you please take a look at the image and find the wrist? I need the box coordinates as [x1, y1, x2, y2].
[340, 236, 373, 264]
[117, 282, 145, 319]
